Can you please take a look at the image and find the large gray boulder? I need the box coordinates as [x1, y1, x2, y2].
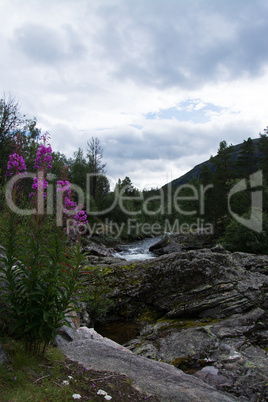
[149, 233, 216, 255]
[80, 246, 268, 400]
[83, 240, 115, 258]
[149, 235, 182, 255]
[126, 308, 268, 400]
[61, 336, 239, 401]
[96, 247, 268, 321]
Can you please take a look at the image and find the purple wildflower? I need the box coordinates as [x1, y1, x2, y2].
[5, 153, 27, 176]
[64, 197, 77, 209]
[29, 176, 48, 198]
[33, 144, 52, 170]
[57, 180, 88, 223]
[74, 210, 88, 224]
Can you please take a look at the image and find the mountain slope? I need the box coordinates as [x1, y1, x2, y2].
[165, 137, 262, 188]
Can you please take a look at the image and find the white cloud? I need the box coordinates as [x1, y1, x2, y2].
[0, 0, 267, 189]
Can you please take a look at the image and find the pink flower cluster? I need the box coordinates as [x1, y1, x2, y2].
[57, 180, 88, 224]
[74, 210, 88, 223]
[5, 153, 27, 176]
[5, 138, 88, 227]
[29, 177, 49, 198]
[57, 180, 75, 209]
[33, 145, 52, 170]
[30, 144, 52, 197]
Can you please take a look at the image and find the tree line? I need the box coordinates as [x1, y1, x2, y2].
[1, 94, 268, 252]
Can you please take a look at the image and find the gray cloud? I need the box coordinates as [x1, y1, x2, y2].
[0, 0, 267, 189]
[12, 22, 86, 64]
[95, 0, 268, 89]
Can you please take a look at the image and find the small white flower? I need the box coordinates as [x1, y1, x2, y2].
[104, 396, 112, 400]
[68, 375, 73, 379]
[72, 394, 82, 399]
[62, 380, 69, 386]
[97, 389, 107, 396]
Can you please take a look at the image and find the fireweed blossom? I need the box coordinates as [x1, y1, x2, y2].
[57, 180, 88, 225]
[74, 210, 88, 224]
[29, 176, 49, 198]
[5, 152, 27, 209]
[30, 144, 52, 198]
[5, 153, 27, 176]
[33, 144, 52, 170]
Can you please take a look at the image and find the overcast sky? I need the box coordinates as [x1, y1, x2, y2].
[1, 0, 268, 189]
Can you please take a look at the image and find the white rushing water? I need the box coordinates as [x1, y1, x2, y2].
[113, 237, 161, 261]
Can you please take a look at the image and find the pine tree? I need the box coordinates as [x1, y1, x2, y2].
[236, 137, 255, 176]
[210, 141, 234, 229]
[258, 128, 268, 179]
[86, 137, 107, 201]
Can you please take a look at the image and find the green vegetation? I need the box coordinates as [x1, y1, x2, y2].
[81, 266, 114, 324]
[0, 140, 88, 356]
[1, 94, 268, 352]
[220, 211, 268, 253]
[0, 337, 158, 401]
[2, 95, 268, 251]
[2, 94, 268, 400]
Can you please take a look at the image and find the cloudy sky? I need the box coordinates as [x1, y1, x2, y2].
[1, 0, 268, 189]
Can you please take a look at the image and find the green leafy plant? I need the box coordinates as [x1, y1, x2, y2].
[0, 210, 86, 356]
[0, 136, 88, 356]
[220, 212, 268, 254]
[82, 267, 114, 324]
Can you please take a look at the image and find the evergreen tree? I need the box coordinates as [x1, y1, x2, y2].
[210, 141, 234, 229]
[86, 137, 107, 201]
[199, 164, 215, 225]
[236, 137, 255, 176]
[69, 147, 87, 191]
[258, 128, 268, 178]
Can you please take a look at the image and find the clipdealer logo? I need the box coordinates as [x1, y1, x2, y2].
[228, 170, 263, 233]
[4, 170, 264, 235]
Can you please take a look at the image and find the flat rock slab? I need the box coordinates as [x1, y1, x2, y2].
[60, 339, 239, 401]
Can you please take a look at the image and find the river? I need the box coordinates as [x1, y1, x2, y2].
[113, 236, 161, 261]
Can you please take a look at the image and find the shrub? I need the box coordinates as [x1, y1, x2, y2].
[220, 211, 268, 254]
[0, 135, 88, 356]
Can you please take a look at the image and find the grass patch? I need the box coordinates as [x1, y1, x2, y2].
[0, 336, 160, 401]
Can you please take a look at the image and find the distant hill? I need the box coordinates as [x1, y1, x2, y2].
[164, 138, 262, 188]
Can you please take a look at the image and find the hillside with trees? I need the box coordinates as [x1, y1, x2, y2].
[1, 95, 268, 401]
[1, 95, 268, 252]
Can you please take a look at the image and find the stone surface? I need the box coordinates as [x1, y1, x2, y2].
[149, 235, 182, 255]
[149, 233, 217, 255]
[126, 308, 268, 400]
[60, 337, 239, 402]
[94, 247, 268, 321]
[77, 326, 133, 353]
[79, 244, 268, 401]
[54, 316, 81, 346]
[84, 240, 115, 258]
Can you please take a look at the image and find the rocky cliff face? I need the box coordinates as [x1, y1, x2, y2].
[84, 245, 268, 400]
[97, 246, 268, 321]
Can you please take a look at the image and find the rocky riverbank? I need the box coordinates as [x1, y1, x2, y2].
[78, 240, 268, 401]
[1, 234, 268, 401]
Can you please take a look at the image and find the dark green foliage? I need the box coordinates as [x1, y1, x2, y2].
[81, 267, 114, 324]
[69, 147, 87, 191]
[0, 96, 41, 186]
[236, 137, 256, 176]
[211, 141, 235, 227]
[86, 137, 107, 201]
[220, 212, 268, 254]
[258, 129, 268, 178]
[0, 209, 86, 357]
